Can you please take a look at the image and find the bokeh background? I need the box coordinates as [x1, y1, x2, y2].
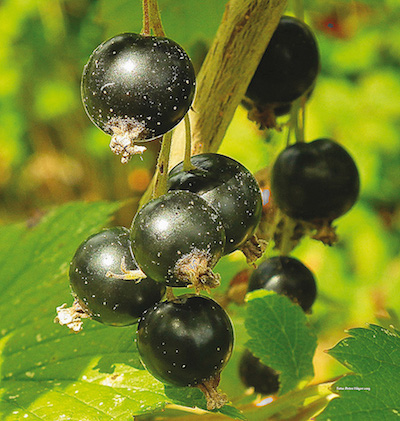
[1, 0, 400, 390]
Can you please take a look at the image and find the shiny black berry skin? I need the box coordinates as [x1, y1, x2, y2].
[246, 16, 319, 105]
[136, 294, 234, 387]
[239, 349, 280, 395]
[69, 227, 165, 326]
[248, 256, 317, 312]
[168, 153, 262, 254]
[81, 33, 195, 141]
[273, 102, 292, 117]
[130, 191, 225, 287]
[271, 138, 360, 222]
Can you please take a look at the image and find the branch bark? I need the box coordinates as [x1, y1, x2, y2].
[169, 0, 288, 168]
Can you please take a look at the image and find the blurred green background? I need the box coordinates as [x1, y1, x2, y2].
[1, 0, 400, 390]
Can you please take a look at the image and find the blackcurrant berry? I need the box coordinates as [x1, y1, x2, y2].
[130, 190, 225, 292]
[81, 33, 196, 162]
[246, 16, 319, 105]
[239, 349, 280, 395]
[248, 256, 317, 312]
[168, 153, 263, 255]
[65, 227, 165, 328]
[136, 294, 234, 409]
[271, 138, 360, 222]
[273, 102, 292, 117]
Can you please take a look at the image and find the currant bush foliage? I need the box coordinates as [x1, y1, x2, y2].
[245, 290, 318, 395]
[0, 203, 244, 420]
[318, 324, 400, 420]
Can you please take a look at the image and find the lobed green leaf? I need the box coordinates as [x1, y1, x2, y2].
[245, 290, 318, 395]
[317, 324, 400, 420]
[0, 202, 243, 420]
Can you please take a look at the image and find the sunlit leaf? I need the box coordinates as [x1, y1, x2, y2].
[245, 290, 318, 395]
[0, 202, 243, 420]
[317, 324, 400, 420]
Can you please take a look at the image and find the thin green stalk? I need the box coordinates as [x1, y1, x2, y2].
[294, 97, 305, 143]
[152, 131, 173, 199]
[141, 0, 151, 35]
[286, 97, 304, 145]
[183, 114, 195, 171]
[290, 0, 306, 144]
[149, 0, 165, 37]
[279, 215, 297, 255]
[241, 381, 335, 420]
[300, 94, 306, 141]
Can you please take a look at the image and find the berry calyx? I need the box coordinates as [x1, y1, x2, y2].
[130, 190, 225, 292]
[248, 256, 317, 313]
[55, 227, 166, 331]
[136, 294, 234, 409]
[81, 33, 196, 162]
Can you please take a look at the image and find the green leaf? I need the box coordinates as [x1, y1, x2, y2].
[245, 290, 318, 395]
[317, 324, 400, 420]
[0, 202, 243, 420]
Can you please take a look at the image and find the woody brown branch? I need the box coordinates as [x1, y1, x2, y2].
[169, 0, 288, 168]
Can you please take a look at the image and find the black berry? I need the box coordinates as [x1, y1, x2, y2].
[168, 153, 263, 254]
[136, 294, 234, 408]
[68, 227, 166, 326]
[246, 16, 319, 106]
[239, 349, 280, 395]
[248, 256, 317, 312]
[130, 190, 225, 291]
[271, 138, 360, 222]
[81, 33, 196, 162]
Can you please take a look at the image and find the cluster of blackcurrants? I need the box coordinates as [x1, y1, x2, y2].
[244, 15, 360, 241]
[55, 13, 361, 408]
[236, 15, 360, 395]
[55, 29, 266, 409]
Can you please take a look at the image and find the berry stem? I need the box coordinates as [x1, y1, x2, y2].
[288, 0, 307, 145]
[166, 287, 176, 301]
[141, 0, 151, 35]
[149, 0, 165, 37]
[153, 132, 172, 199]
[183, 114, 195, 171]
[279, 215, 297, 255]
[295, 97, 305, 143]
[287, 97, 304, 145]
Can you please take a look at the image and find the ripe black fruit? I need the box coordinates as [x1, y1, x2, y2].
[239, 349, 280, 395]
[81, 33, 195, 161]
[130, 190, 225, 290]
[136, 294, 234, 388]
[248, 256, 317, 312]
[69, 227, 165, 326]
[271, 138, 360, 222]
[168, 153, 263, 254]
[246, 16, 319, 105]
